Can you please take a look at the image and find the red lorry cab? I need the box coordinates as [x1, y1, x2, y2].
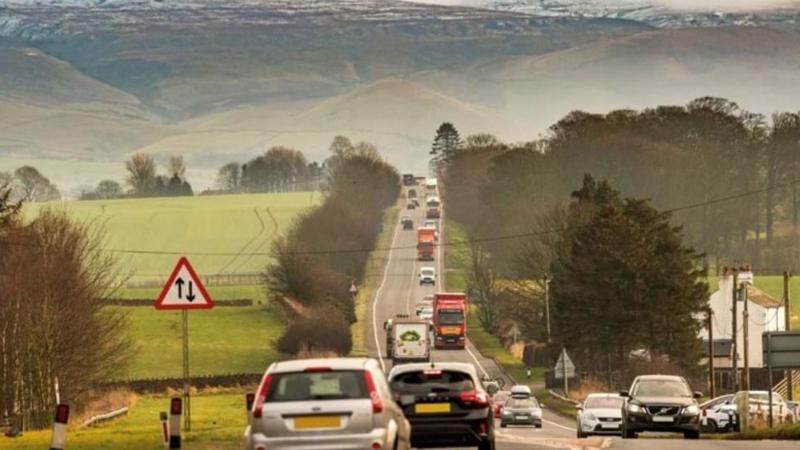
[433, 292, 467, 349]
[417, 227, 436, 261]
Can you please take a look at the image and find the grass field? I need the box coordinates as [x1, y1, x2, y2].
[119, 302, 284, 380]
[24, 192, 320, 280]
[2, 392, 248, 450]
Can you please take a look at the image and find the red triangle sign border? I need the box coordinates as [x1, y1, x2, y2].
[154, 256, 214, 310]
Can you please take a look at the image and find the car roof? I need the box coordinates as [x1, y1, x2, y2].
[269, 357, 376, 374]
[585, 393, 622, 399]
[633, 375, 686, 382]
[388, 362, 478, 378]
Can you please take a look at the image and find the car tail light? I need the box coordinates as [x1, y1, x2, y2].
[459, 391, 490, 408]
[363, 371, 384, 414]
[371, 442, 382, 450]
[304, 367, 332, 373]
[253, 374, 274, 419]
[423, 370, 442, 378]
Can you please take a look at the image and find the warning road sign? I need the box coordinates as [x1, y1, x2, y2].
[155, 257, 214, 310]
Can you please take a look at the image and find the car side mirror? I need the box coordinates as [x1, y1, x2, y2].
[694, 392, 703, 399]
[576, 404, 583, 411]
[619, 391, 629, 397]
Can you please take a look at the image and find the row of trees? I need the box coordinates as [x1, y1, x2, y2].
[0, 183, 130, 430]
[439, 97, 800, 381]
[0, 166, 60, 202]
[444, 98, 800, 273]
[79, 153, 193, 200]
[216, 146, 323, 194]
[266, 137, 400, 356]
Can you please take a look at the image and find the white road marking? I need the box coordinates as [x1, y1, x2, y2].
[371, 215, 403, 373]
[543, 418, 576, 432]
[466, 345, 491, 378]
[404, 250, 418, 315]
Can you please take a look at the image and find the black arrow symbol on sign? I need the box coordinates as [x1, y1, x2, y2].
[175, 278, 185, 298]
[186, 281, 196, 302]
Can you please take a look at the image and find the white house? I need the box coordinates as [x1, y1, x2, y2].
[701, 273, 786, 368]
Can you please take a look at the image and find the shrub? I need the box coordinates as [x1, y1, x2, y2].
[276, 308, 353, 356]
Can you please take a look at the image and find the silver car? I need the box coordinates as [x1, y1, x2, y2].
[577, 393, 624, 437]
[500, 395, 542, 428]
[244, 357, 411, 450]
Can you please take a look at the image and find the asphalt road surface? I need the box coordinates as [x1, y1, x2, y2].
[366, 192, 800, 450]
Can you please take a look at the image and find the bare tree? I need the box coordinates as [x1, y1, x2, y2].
[125, 153, 157, 195]
[216, 162, 241, 192]
[168, 155, 187, 180]
[0, 208, 132, 430]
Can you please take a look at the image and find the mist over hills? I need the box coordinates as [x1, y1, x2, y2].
[1, 0, 799, 193]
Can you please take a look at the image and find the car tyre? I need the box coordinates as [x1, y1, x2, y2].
[577, 428, 585, 438]
[702, 419, 718, 433]
[477, 438, 495, 450]
[622, 424, 637, 439]
[684, 430, 700, 440]
[535, 423, 542, 428]
[500, 423, 506, 428]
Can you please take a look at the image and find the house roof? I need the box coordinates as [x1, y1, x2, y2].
[746, 285, 782, 309]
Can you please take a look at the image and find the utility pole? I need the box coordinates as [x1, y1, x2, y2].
[544, 274, 551, 344]
[742, 284, 750, 391]
[708, 308, 716, 399]
[732, 269, 740, 393]
[785, 271, 793, 401]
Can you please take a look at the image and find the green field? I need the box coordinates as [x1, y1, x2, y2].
[120, 303, 284, 380]
[3, 392, 248, 450]
[24, 192, 320, 279]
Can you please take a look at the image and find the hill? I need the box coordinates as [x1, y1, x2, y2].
[413, 26, 800, 136]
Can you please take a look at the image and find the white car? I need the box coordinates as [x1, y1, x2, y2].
[423, 220, 438, 230]
[244, 357, 411, 450]
[577, 393, 624, 438]
[700, 394, 736, 433]
[417, 306, 433, 321]
[509, 385, 532, 398]
[419, 267, 436, 286]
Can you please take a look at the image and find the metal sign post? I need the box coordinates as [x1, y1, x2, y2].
[155, 257, 214, 433]
[182, 310, 191, 431]
[762, 331, 800, 428]
[554, 348, 576, 395]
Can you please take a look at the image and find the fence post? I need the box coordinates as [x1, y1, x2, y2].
[169, 398, 182, 449]
[49, 404, 69, 450]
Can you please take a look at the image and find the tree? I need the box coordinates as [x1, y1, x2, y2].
[468, 244, 499, 333]
[216, 162, 241, 192]
[548, 175, 707, 376]
[168, 155, 187, 180]
[0, 210, 131, 429]
[13, 166, 60, 202]
[430, 122, 462, 170]
[95, 180, 123, 199]
[125, 153, 157, 196]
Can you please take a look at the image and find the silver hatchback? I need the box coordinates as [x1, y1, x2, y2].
[244, 358, 411, 450]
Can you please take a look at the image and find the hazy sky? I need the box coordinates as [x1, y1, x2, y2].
[416, 0, 800, 12]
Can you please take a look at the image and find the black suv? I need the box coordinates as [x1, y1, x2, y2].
[620, 375, 702, 439]
[388, 362, 495, 450]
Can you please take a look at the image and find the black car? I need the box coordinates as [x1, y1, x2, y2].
[389, 362, 495, 450]
[620, 374, 702, 439]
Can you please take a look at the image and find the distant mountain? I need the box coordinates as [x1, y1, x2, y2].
[410, 0, 800, 29]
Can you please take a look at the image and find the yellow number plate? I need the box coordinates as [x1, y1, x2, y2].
[293, 415, 341, 429]
[415, 403, 451, 414]
[441, 327, 461, 335]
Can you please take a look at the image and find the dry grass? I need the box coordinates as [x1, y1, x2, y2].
[73, 389, 138, 426]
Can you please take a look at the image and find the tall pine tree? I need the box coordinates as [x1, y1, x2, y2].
[430, 122, 462, 172]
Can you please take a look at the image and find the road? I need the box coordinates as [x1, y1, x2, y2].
[365, 189, 800, 450]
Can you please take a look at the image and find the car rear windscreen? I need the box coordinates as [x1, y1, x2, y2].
[585, 397, 623, 409]
[391, 370, 475, 393]
[268, 370, 368, 402]
[506, 397, 538, 408]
